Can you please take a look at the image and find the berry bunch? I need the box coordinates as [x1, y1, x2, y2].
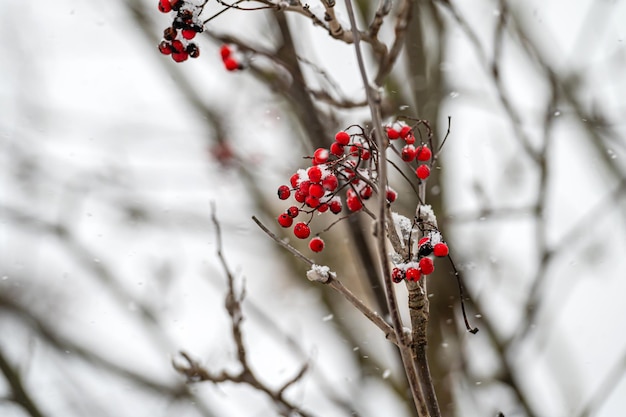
[386, 122, 433, 180]
[391, 231, 449, 283]
[275, 129, 398, 253]
[157, 0, 204, 63]
[219, 45, 242, 72]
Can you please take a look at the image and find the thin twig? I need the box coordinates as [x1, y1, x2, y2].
[343, 0, 428, 415]
[251, 216, 400, 346]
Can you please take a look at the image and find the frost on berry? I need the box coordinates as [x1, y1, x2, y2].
[392, 268, 405, 283]
[313, 148, 329, 165]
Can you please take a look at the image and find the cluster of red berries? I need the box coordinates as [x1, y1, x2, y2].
[157, 0, 203, 62]
[219, 45, 242, 72]
[391, 232, 449, 283]
[276, 129, 398, 253]
[386, 123, 433, 180]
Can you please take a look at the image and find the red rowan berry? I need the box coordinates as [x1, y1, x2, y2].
[171, 51, 189, 62]
[299, 180, 311, 196]
[416, 165, 430, 180]
[307, 166, 322, 183]
[170, 0, 183, 11]
[433, 242, 449, 257]
[317, 203, 329, 213]
[290, 173, 300, 188]
[360, 185, 373, 200]
[401, 145, 416, 162]
[305, 195, 320, 208]
[308, 183, 325, 199]
[329, 199, 342, 214]
[293, 222, 311, 239]
[416, 146, 432, 161]
[186, 43, 200, 58]
[277, 213, 293, 228]
[220, 44, 232, 60]
[392, 268, 405, 283]
[346, 195, 363, 212]
[330, 142, 344, 156]
[224, 57, 239, 71]
[418, 237, 430, 247]
[387, 127, 400, 140]
[419, 257, 435, 275]
[406, 267, 421, 282]
[294, 189, 306, 203]
[404, 133, 416, 145]
[277, 185, 291, 200]
[163, 27, 177, 41]
[158, 41, 172, 55]
[313, 148, 329, 165]
[171, 40, 184, 53]
[400, 125, 412, 139]
[158, 0, 172, 13]
[335, 131, 350, 145]
[322, 174, 338, 191]
[386, 187, 398, 203]
[182, 29, 196, 40]
[309, 237, 325, 252]
[287, 206, 299, 218]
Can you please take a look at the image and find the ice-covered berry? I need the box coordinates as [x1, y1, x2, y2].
[313, 148, 329, 165]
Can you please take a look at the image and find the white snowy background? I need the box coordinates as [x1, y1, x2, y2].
[1, 0, 626, 416]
